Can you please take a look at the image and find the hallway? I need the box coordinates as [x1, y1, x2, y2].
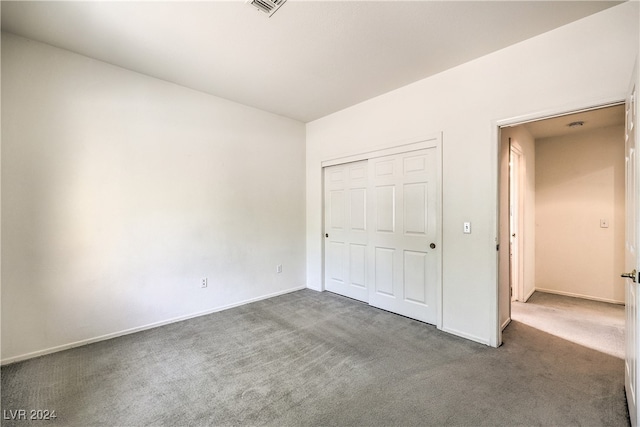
[511, 291, 624, 359]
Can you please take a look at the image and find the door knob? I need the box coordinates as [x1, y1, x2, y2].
[430, 243, 436, 249]
[621, 269, 637, 283]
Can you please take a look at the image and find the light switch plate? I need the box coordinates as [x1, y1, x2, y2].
[463, 222, 471, 234]
[600, 219, 609, 228]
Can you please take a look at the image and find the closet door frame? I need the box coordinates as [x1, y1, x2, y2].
[321, 134, 443, 329]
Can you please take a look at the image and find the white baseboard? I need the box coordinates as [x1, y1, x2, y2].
[1, 285, 306, 366]
[524, 286, 536, 302]
[535, 287, 624, 305]
[501, 317, 511, 331]
[441, 326, 491, 347]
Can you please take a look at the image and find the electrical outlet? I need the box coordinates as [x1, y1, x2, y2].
[276, 264, 282, 273]
[201, 278, 208, 288]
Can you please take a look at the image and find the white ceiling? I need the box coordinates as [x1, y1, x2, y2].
[0, 1, 623, 123]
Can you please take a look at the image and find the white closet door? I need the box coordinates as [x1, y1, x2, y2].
[324, 161, 368, 302]
[367, 149, 439, 324]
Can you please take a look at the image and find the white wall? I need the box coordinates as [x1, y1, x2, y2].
[306, 2, 639, 346]
[1, 34, 306, 363]
[535, 125, 625, 304]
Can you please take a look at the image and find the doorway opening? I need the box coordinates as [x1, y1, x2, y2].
[498, 103, 626, 358]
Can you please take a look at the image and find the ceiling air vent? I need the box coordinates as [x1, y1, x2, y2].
[246, 0, 286, 17]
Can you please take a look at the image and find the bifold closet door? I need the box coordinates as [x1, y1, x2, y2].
[324, 161, 368, 302]
[367, 149, 438, 325]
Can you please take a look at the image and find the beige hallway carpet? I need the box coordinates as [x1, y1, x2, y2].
[511, 291, 625, 359]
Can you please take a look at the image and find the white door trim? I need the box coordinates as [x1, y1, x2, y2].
[321, 134, 441, 167]
[509, 142, 525, 303]
[496, 98, 625, 129]
[321, 133, 443, 330]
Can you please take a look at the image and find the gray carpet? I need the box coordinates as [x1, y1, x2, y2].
[512, 291, 625, 359]
[1, 289, 629, 426]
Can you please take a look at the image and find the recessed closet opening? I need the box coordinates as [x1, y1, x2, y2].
[321, 137, 443, 329]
